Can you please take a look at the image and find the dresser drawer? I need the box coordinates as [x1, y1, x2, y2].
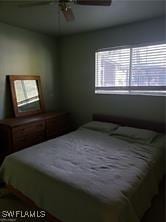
[12, 121, 45, 137]
[13, 137, 25, 151]
[12, 121, 45, 151]
[13, 132, 45, 151]
[46, 114, 69, 139]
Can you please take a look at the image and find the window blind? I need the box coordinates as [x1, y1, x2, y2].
[95, 43, 166, 94]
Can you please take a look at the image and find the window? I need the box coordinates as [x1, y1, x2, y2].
[95, 43, 166, 95]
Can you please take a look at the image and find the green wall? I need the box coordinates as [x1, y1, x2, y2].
[58, 17, 166, 125]
[0, 22, 59, 118]
[0, 18, 165, 125]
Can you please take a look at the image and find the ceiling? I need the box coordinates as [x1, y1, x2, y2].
[0, 0, 165, 36]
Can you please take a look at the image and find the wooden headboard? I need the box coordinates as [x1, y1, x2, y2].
[93, 114, 165, 133]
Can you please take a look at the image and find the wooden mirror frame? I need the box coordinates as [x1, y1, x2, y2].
[8, 75, 45, 117]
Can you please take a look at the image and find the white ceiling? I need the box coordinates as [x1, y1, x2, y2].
[0, 0, 165, 36]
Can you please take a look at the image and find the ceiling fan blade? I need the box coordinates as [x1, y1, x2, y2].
[18, 1, 54, 8]
[61, 6, 75, 22]
[0, 1, 27, 5]
[0, 0, 54, 6]
[75, 0, 112, 6]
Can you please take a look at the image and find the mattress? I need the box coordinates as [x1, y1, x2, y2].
[0, 128, 165, 222]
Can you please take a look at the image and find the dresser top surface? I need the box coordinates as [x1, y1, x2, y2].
[0, 112, 67, 127]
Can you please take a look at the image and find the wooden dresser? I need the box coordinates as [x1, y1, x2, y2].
[0, 112, 71, 162]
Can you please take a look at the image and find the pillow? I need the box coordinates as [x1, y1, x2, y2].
[81, 121, 118, 133]
[110, 126, 159, 144]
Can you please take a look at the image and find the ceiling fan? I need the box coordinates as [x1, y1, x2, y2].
[0, 0, 112, 21]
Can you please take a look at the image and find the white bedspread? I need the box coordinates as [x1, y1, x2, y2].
[0, 128, 165, 222]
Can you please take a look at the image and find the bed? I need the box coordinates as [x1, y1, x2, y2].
[0, 114, 165, 222]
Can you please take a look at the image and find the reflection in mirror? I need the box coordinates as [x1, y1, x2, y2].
[14, 80, 40, 113]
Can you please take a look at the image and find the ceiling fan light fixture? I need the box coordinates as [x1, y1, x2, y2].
[0, 0, 112, 23]
[75, 0, 112, 6]
[59, 1, 67, 11]
[59, 1, 75, 21]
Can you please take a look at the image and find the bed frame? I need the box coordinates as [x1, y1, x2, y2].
[5, 114, 165, 221]
[93, 113, 165, 133]
[6, 184, 62, 222]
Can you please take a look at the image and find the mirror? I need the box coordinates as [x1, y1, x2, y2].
[14, 80, 40, 113]
[8, 75, 45, 117]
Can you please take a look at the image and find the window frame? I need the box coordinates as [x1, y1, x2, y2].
[95, 42, 166, 96]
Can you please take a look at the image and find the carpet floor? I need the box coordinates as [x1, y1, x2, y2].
[0, 180, 165, 222]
